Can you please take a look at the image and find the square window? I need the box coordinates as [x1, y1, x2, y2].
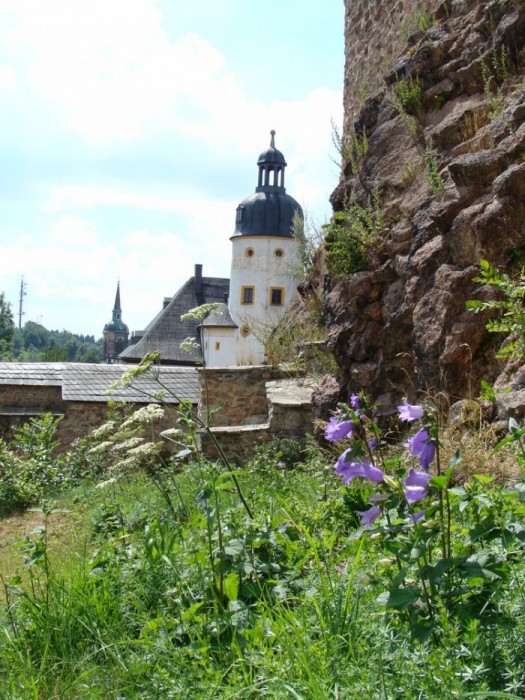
[270, 288, 284, 306]
[242, 286, 254, 304]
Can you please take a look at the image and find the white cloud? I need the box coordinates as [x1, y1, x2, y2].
[0, 63, 16, 88]
[0, 0, 343, 336]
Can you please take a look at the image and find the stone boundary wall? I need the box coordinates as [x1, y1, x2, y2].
[0, 384, 179, 451]
[198, 366, 290, 427]
[200, 377, 316, 464]
[343, 0, 441, 126]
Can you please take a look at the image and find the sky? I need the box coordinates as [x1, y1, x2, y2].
[0, 0, 344, 338]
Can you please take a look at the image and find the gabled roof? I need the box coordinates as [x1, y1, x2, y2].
[0, 363, 198, 404]
[119, 275, 230, 364]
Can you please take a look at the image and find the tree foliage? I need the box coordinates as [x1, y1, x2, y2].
[0, 292, 15, 360]
[0, 303, 103, 363]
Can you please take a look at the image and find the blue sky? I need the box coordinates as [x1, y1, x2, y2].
[0, 0, 344, 338]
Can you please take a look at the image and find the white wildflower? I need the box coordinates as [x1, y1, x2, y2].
[121, 404, 165, 428]
[91, 422, 116, 439]
[128, 442, 162, 458]
[180, 337, 200, 354]
[88, 441, 114, 454]
[95, 477, 118, 489]
[159, 428, 182, 439]
[112, 456, 137, 471]
[111, 437, 144, 453]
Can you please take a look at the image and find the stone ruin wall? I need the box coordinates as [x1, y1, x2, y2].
[343, 0, 441, 127]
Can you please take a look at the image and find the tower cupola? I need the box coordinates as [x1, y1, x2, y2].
[257, 129, 287, 190]
[233, 130, 303, 239]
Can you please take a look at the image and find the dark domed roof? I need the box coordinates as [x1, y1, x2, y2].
[234, 191, 302, 238]
[233, 131, 302, 238]
[258, 130, 286, 166]
[104, 319, 129, 334]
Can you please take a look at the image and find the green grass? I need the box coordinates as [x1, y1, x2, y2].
[1, 426, 525, 698]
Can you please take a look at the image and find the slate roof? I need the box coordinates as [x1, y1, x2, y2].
[201, 303, 238, 328]
[0, 363, 198, 404]
[0, 363, 64, 385]
[119, 275, 230, 364]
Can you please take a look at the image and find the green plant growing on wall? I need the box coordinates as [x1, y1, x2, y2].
[292, 210, 323, 275]
[401, 4, 436, 43]
[424, 141, 445, 195]
[331, 120, 368, 175]
[392, 76, 425, 135]
[481, 45, 511, 120]
[466, 259, 525, 360]
[324, 189, 385, 277]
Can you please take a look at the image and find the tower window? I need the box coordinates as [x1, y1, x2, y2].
[215, 341, 221, 351]
[241, 286, 254, 304]
[240, 324, 251, 337]
[245, 247, 254, 258]
[274, 248, 284, 258]
[270, 287, 284, 306]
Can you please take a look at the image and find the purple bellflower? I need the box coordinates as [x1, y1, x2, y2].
[325, 417, 354, 442]
[409, 509, 426, 525]
[398, 399, 424, 423]
[357, 505, 381, 526]
[403, 467, 431, 504]
[335, 451, 384, 485]
[408, 428, 436, 470]
[350, 393, 360, 410]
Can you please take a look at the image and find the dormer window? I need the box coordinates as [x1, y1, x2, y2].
[236, 206, 244, 224]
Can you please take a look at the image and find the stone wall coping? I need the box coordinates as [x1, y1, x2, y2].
[266, 378, 316, 407]
[198, 365, 271, 374]
[206, 423, 270, 435]
[0, 406, 65, 416]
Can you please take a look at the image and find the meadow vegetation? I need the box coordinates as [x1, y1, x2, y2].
[1, 351, 525, 698]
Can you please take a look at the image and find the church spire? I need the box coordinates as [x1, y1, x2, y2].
[113, 281, 122, 322]
[103, 282, 129, 363]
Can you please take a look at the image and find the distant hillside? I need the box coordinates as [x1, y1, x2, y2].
[12, 321, 102, 363]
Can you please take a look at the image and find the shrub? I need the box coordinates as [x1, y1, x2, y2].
[324, 192, 385, 277]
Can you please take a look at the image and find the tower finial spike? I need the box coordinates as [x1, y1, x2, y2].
[270, 129, 276, 148]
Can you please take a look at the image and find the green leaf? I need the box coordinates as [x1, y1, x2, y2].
[224, 539, 244, 558]
[430, 475, 447, 489]
[420, 558, 454, 584]
[384, 587, 419, 610]
[224, 572, 240, 601]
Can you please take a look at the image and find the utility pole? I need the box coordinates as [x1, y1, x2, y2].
[18, 277, 26, 330]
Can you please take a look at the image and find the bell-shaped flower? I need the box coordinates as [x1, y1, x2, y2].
[398, 399, 424, 422]
[350, 393, 360, 410]
[335, 451, 384, 485]
[325, 417, 354, 442]
[408, 428, 436, 470]
[403, 467, 431, 504]
[357, 505, 381, 526]
[409, 509, 426, 525]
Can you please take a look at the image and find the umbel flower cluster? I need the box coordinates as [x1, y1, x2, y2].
[326, 394, 437, 526]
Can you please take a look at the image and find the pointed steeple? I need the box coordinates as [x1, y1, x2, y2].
[113, 282, 122, 322]
[103, 282, 129, 363]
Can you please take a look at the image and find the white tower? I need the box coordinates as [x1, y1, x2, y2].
[203, 132, 303, 367]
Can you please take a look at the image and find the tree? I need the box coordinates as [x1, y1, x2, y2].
[0, 292, 15, 359]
